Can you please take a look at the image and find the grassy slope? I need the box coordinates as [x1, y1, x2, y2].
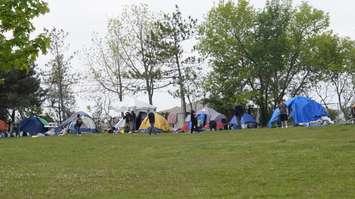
[0, 125, 355, 199]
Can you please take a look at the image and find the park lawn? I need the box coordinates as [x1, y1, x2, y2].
[0, 125, 355, 199]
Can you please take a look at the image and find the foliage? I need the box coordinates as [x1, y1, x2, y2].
[0, 0, 49, 72]
[198, 0, 341, 125]
[0, 66, 45, 123]
[155, 5, 198, 115]
[42, 28, 77, 122]
[87, 19, 132, 101]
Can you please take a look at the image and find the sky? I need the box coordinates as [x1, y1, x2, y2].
[34, 0, 355, 112]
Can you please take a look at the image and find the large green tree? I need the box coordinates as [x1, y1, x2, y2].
[0, 66, 45, 127]
[198, 0, 333, 125]
[0, 0, 49, 72]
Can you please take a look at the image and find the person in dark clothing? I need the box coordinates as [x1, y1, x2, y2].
[209, 120, 217, 131]
[123, 112, 131, 133]
[190, 110, 198, 134]
[221, 118, 228, 130]
[148, 112, 155, 135]
[234, 105, 245, 129]
[131, 111, 136, 131]
[351, 104, 355, 124]
[278, 99, 289, 128]
[74, 114, 83, 135]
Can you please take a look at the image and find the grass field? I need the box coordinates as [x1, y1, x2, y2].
[1, 125, 355, 199]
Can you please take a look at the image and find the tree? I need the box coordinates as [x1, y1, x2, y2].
[0, 0, 49, 72]
[315, 34, 355, 119]
[43, 28, 76, 122]
[198, 0, 332, 125]
[87, 19, 132, 101]
[0, 66, 45, 128]
[119, 4, 171, 105]
[156, 5, 198, 115]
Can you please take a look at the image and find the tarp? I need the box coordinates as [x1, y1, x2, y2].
[55, 111, 96, 133]
[139, 113, 171, 132]
[268, 96, 328, 127]
[230, 113, 257, 126]
[111, 97, 156, 114]
[0, 120, 8, 132]
[19, 117, 48, 135]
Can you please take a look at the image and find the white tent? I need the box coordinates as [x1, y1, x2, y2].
[197, 107, 226, 121]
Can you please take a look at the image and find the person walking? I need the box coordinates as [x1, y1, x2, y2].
[75, 114, 83, 135]
[190, 110, 197, 134]
[278, 99, 289, 128]
[148, 112, 155, 135]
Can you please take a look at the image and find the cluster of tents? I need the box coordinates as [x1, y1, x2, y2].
[0, 96, 337, 137]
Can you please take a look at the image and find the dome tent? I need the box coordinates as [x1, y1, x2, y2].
[55, 112, 96, 134]
[229, 113, 257, 129]
[181, 107, 226, 132]
[112, 98, 157, 132]
[268, 96, 328, 127]
[139, 113, 171, 132]
[19, 116, 48, 136]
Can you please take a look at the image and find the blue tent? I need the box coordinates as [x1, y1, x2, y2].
[229, 113, 257, 129]
[19, 117, 48, 136]
[268, 96, 328, 127]
[55, 111, 96, 134]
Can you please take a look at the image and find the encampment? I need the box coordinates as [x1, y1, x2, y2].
[139, 113, 171, 132]
[181, 107, 226, 132]
[19, 116, 48, 136]
[112, 98, 157, 132]
[268, 96, 329, 127]
[55, 112, 96, 134]
[230, 113, 257, 129]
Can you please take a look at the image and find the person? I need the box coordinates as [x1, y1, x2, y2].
[351, 104, 355, 124]
[209, 120, 217, 131]
[74, 114, 83, 135]
[131, 111, 136, 132]
[123, 112, 131, 133]
[147, 112, 155, 135]
[190, 110, 198, 134]
[278, 99, 289, 128]
[234, 105, 245, 129]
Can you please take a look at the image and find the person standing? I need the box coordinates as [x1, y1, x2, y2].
[234, 105, 245, 129]
[131, 111, 136, 132]
[148, 112, 155, 135]
[190, 110, 197, 134]
[123, 112, 131, 133]
[278, 99, 289, 128]
[75, 114, 83, 135]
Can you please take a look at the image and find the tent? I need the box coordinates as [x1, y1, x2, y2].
[0, 120, 9, 132]
[268, 96, 328, 127]
[229, 113, 257, 129]
[19, 117, 48, 136]
[139, 113, 171, 132]
[55, 111, 96, 134]
[181, 107, 226, 132]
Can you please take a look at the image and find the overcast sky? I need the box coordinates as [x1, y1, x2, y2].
[34, 0, 355, 112]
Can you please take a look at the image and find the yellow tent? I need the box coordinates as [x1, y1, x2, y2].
[139, 113, 171, 132]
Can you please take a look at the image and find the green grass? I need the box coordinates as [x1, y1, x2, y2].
[0, 125, 355, 199]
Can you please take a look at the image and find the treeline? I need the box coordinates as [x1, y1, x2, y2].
[0, 0, 354, 128]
